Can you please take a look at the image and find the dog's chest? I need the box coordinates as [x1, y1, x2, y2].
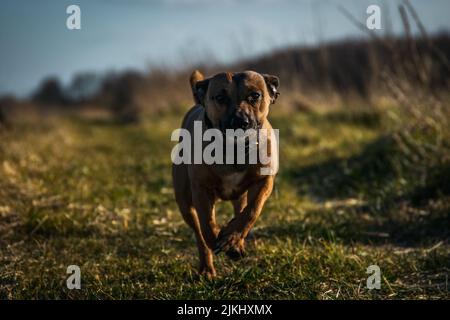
[219, 172, 246, 199]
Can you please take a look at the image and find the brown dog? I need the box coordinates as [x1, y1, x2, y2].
[172, 70, 280, 278]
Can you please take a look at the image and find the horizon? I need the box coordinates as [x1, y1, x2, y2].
[1, 0, 450, 97]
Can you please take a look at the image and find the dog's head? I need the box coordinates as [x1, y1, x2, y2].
[190, 70, 280, 131]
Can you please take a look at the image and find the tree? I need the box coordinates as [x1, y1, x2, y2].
[32, 77, 67, 106]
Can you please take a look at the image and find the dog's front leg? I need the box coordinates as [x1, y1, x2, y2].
[192, 184, 220, 276]
[215, 176, 274, 259]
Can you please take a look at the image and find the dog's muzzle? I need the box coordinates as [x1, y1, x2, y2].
[222, 112, 258, 131]
[230, 115, 251, 130]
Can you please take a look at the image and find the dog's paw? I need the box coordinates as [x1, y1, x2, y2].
[214, 230, 242, 255]
[198, 266, 217, 280]
[225, 244, 246, 261]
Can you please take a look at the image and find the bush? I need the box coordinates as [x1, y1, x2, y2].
[100, 71, 144, 124]
[32, 77, 68, 106]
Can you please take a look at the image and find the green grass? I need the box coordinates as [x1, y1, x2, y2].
[0, 106, 449, 299]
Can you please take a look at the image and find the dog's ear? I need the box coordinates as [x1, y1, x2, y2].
[194, 79, 210, 106]
[190, 70, 209, 106]
[263, 74, 280, 104]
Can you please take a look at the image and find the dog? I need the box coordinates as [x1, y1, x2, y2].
[172, 70, 280, 278]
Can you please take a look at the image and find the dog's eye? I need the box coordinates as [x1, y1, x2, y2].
[214, 94, 227, 104]
[248, 92, 261, 102]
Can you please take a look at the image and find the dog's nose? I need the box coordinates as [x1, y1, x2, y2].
[240, 117, 250, 129]
[232, 115, 250, 130]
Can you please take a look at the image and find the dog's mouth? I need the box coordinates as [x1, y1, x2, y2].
[221, 127, 260, 158]
[204, 114, 261, 154]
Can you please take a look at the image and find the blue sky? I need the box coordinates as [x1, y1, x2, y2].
[1, 0, 449, 96]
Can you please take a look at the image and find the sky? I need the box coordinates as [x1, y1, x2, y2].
[1, 0, 449, 97]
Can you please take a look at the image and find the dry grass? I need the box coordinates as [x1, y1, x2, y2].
[0, 98, 448, 299]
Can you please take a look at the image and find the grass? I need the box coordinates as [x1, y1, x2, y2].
[0, 104, 449, 299]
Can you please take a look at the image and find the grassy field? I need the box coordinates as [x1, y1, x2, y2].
[0, 103, 449, 299]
